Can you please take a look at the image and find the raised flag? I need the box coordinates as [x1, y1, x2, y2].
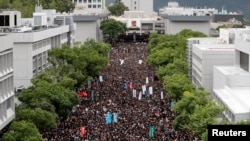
[120, 59, 124, 65]
[99, 76, 103, 82]
[133, 89, 136, 98]
[146, 89, 150, 97]
[149, 86, 153, 95]
[129, 81, 133, 89]
[91, 90, 94, 101]
[113, 112, 118, 123]
[139, 60, 142, 64]
[87, 79, 91, 88]
[160, 91, 164, 100]
[138, 91, 142, 100]
[142, 85, 146, 94]
[171, 99, 175, 108]
[80, 126, 86, 138]
[146, 77, 149, 84]
[78, 91, 87, 97]
[106, 112, 112, 124]
[124, 82, 128, 90]
[149, 126, 155, 138]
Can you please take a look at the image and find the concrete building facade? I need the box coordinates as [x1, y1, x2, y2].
[0, 8, 76, 90]
[213, 27, 250, 122]
[0, 10, 21, 32]
[12, 25, 70, 89]
[121, 0, 154, 16]
[73, 13, 108, 43]
[72, 0, 107, 14]
[0, 33, 15, 130]
[158, 2, 214, 36]
[191, 44, 234, 93]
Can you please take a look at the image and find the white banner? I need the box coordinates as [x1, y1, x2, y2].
[149, 86, 153, 95]
[161, 91, 164, 100]
[133, 89, 137, 98]
[138, 91, 142, 100]
[142, 85, 146, 94]
[139, 60, 142, 64]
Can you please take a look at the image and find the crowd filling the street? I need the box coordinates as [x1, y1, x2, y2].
[43, 42, 197, 141]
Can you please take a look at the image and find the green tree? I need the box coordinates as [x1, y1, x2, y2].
[163, 74, 195, 100]
[100, 18, 127, 45]
[48, 43, 110, 87]
[157, 58, 188, 80]
[177, 29, 207, 38]
[188, 101, 223, 137]
[107, 0, 128, 16]
[16, 108, 57, 131]
[2, 120, 43, 141]
[84, 39, 111, 57]
[173, 90, 223, 139]
[146, 47, 175, 67]
[147, 33, 176, 53]
[0, 0, 10, 8]
[18, 76, 79, 119]
[55, 0, 75, 13]
[172, 91, 206, 130]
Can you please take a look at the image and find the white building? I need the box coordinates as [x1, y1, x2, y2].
[213, 27, 250, 122]
[0, 10, 21, 32]
[0, 7, 76, 90]
[0, 33, 15, 130]
[72, 0, 107, 14]
[111, 11, 160, 34]
[73, 13, 108, 43]
[121, 0, 154, 16]
[158, 1, 214, 36]
[12, 24, 70, 89]
[159, 1, 218, 16]
[191, 43, 235, 93]
[187, 28, 236, 89]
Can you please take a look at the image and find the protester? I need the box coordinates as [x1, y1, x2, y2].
[43, 42, 197, 141]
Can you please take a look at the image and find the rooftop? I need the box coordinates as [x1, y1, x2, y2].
[193, 44, 235, 51]
[216, 66, 249, 76]
[214, 86, 250, 114]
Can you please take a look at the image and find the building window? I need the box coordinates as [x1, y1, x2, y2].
[83, 0, 87, 3]
[7, 98, 11, 109]
[79, 0, 82, 3]
[93, 0, 96, 2]
[134, 1, 136, 4]
[0, 56, 3, 73]
[14, 15, 17, 26]
[0, 15, 10, 26]
[98, 4, 101, 8]
[98, 0, 101, 2]
[88, 4, 92, 8]
[74, 0, 77, 3]
[93, 4, 96, 8]
[240, 51, 249, 72]
[88, 0, 92, 3]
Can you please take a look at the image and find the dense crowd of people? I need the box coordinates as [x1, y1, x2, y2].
[43, 42, 198, 141]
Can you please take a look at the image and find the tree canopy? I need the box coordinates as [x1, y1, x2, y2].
[2, 120, 44, 141]
[16, 108, 57, 131]
[18, 74, 79, 119]
[4, 0, 75, 17]
[100, 18, 127, 45]
[107, 0, 128, 16]
[48, 41, 111, 87]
